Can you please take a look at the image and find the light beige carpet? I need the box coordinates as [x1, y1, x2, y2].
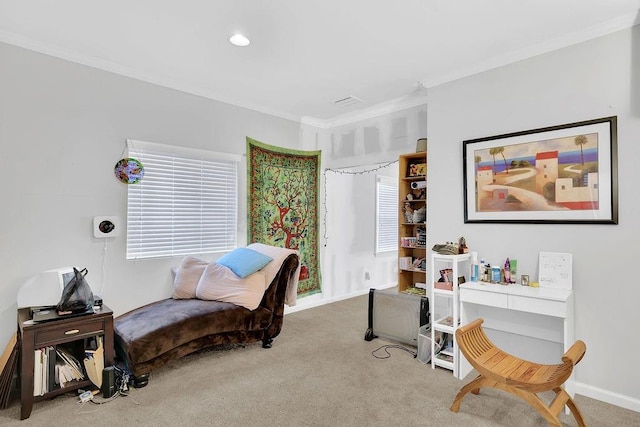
[2, 294, 639, 426]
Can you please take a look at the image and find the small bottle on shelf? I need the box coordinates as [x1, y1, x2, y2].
[504, 258, 511, 284]
[491, 265, 501, 283]
[470, 252, 479, 282]
[480, 259, 488, 282]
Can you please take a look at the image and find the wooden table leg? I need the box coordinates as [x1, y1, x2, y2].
[19, 328, 34, 420]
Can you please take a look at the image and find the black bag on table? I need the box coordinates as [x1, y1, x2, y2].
[56, 267, 94, 313]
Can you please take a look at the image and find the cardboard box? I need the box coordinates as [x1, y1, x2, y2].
[434, 281, 453, 291]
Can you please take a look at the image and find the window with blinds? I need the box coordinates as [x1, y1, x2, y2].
[375, 175, 398, 254]
[126, 139, 240, 260]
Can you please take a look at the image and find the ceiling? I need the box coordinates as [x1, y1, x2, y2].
[1, 1, 639, 126]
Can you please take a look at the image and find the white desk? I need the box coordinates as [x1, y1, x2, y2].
[458, 281, 575, 396]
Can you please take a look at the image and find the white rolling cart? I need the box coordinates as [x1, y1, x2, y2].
[430, 253, 470, 377]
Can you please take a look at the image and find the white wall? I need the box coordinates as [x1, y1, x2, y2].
[0, 42, 301, 346]
[427, 26, 640, 410]
[296, 105, 427, 309]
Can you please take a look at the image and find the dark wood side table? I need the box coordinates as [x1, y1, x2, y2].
[17, 305, 114, 420]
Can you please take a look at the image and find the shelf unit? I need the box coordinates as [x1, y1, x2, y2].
[430, 253, 470, 377]
[397, 151, 427, 296]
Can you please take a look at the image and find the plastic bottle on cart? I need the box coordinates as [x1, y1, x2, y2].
[470, 252, 479, 282]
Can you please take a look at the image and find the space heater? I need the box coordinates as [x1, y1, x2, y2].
[364, 288, 429, 346]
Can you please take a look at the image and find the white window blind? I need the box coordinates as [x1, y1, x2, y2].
[126, 139, 240, 260]
[375, 175, 398, 254]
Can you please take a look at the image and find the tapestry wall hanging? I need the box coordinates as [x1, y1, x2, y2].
[247, 137, 322, 296]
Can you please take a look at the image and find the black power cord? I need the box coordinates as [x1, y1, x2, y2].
[371, 344, 417, 359]
[84, 365, 140, 405]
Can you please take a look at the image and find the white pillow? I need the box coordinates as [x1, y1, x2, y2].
[172, 256, 208, 299]
[196, 262, 267, 310]
[246, 243, 299, 289]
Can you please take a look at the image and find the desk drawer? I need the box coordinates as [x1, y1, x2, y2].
[35, 319, 105, 346]
[508, 295, 566, 318]
[460, 288, 508, 308]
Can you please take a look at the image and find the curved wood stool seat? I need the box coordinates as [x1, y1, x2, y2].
[450, 318, 586, 427]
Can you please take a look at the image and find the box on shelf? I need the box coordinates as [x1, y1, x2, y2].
[434, 281, 453, 291]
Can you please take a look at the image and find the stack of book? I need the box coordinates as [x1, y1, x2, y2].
[399, 257, 425, 271]
[399, 257, 412, 270]
[416, 226, 426, 247]
[400, 237, 417, 248]
[33, 347, 52, 396]
[33, 346, 85, 396]
[56, 347, 85, 389]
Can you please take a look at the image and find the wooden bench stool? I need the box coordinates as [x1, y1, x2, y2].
[451, 318, 586, 427]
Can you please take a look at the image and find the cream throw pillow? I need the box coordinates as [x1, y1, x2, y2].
[195, 262, 266, 310]
[172, 256, 208, 299]
[246, 243, 299, 289]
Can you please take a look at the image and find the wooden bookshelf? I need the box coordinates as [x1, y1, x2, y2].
[398, 151, 427, 295]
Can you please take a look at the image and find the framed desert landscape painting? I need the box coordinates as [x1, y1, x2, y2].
[463, 116, 618, 224]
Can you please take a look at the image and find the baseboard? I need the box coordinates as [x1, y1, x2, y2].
[284, 283, 396, 315]
[575, 381, 640, 413]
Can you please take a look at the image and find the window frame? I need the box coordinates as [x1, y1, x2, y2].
[125, 139, 241, 260]
[375, 174, 399, 255]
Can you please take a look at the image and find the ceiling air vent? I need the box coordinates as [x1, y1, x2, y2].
[333, 95, 364, 108]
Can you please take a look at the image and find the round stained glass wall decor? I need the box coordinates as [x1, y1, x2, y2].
[114, 158, 144, 184]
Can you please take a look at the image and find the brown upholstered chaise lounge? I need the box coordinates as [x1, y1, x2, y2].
[113, 249, 299, 383]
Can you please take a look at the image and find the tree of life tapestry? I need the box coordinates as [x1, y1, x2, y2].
[247, 137, 322, 296]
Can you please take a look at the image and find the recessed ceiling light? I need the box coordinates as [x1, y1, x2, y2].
[229, 34, 250, 47]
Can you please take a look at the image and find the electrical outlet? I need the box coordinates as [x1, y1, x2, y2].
[364, 272, 370, 280]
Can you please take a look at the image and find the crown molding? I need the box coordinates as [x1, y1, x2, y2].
[301, 92, 428, 129]
[0, 30, 302, 124]
[2, 27, 425, 129]
[420, 12, 640, 89]
[2, 12, 637, 130]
